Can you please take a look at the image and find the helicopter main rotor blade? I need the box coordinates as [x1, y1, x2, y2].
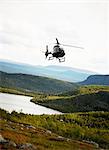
[61, 44, 84, 49]
[56, 38, 60, 45]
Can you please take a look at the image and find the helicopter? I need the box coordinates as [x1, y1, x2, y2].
[43, 38, 84, 62]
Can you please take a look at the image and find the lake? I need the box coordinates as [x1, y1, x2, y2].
[0, 93, 61, 115]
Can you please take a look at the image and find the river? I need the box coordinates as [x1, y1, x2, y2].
[0, 93, 61, 115]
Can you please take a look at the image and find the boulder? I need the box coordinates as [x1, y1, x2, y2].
[0, 134, 7, 143]
[18, 143, 36, 150]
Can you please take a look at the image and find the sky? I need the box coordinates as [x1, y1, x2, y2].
[0, 0, 109, 74]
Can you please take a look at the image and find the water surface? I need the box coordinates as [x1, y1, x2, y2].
[0, 93, 61, 115]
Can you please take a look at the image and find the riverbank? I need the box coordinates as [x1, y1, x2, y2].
[0, 92, 61, 115]
[0, 86, 109, 149]
[0, 87, 38, 97]
[0, 87, 63, 114]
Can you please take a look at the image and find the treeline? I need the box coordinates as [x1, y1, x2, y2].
[0, 109, 109, 149]
[59, 85, 109, 96]
[31, 86, 109, 113]
[0, 87, 39, 97]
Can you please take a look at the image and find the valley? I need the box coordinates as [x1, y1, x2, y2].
[0, 1, 108, 149]
[31, 85, 109, 113]
[0, 70, 109, 149]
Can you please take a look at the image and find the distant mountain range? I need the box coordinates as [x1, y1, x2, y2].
[0, 60, 95, 82]
[0, 71, 77, 94]
[79, 75, 109, 86]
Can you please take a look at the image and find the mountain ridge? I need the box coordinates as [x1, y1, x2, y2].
[0, 60, 95, 82]
[79, 75, 109, 86]
[0, 71, 77, 94]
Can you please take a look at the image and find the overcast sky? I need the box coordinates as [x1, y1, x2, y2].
[0, 0, 108, 74]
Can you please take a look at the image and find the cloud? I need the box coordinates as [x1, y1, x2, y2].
[0, 30, 37, 48]
[0, 1, 108, 74]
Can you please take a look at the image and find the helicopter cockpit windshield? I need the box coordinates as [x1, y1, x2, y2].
[53, 45, 60, 53]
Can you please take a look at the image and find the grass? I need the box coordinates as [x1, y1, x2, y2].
[0, 85, 109, 149]
[0, 109, 109, 149]
[78, 85, 109, 94]
[0, 87, 39, 97]
[0, 110, 98, 150]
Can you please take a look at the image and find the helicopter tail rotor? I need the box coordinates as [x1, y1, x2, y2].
[44, 45, 52, 58]
[45, 45, 48, 58]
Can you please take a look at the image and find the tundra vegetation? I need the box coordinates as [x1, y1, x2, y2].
[31, 85, 109, 113]
[0, 109, 109, 149]
[0, 85, 109, 149]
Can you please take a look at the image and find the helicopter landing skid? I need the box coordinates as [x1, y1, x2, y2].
[58, 57, 65, 62]
[48, 56, 54, 60]
[48, 56, 65, 62]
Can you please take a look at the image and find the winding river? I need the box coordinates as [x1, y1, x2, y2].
[0, 93, 61, 115]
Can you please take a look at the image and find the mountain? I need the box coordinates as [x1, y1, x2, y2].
[0, 60, 94, 82]
[0, 71, 77, 94]
[79, 75, 109, 86]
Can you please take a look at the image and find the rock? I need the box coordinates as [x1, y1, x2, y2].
[21, 124, 24, 127]
[46, 130, 52, 134]
[90, 141, 99, 148]
[26, 125, 36, 130]
[57, 136, 66, 141]
[60, 119, 63, 122]
[66, 138, 71, 142]
[18, 143, 36, 150]
[0, 135, 16, 148]
[49, 136, 66, 142]
[8, 140, 17, 147]
[0, 134, 7, 143]
[83, 140, 99, 148]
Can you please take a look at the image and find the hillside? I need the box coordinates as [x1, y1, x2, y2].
[39, 91, 109, 113]
[1, 110, 98, 150]
[31, 86, 109, 113]
[0, 71, 77, 94]
[1, 109, 109, 149]
[0, 60, 93, 82]
[79, 75, 109, 85]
